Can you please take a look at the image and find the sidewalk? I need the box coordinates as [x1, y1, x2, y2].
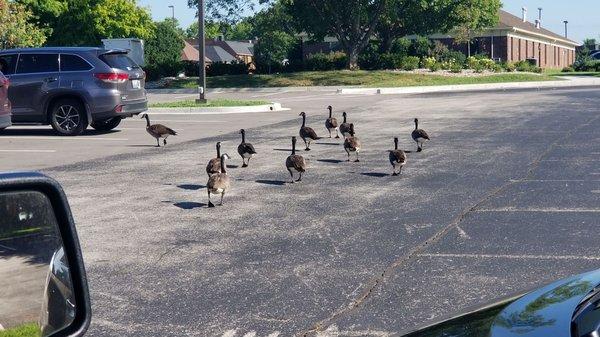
[147, 76, 599, 96]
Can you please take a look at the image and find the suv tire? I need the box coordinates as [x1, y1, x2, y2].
[50, 98, 88, 136]
[91, 117, 122, 132]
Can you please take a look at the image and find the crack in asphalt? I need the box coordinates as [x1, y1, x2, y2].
[299, 113, 600, 336]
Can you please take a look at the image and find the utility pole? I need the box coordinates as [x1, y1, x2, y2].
[563, 20, 569, 38]
[168, 5, 175, 21]
[196, 0, 207, 103]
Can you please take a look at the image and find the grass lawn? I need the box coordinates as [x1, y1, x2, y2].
[0, 323, 40, 337]
[159, 70, 558, 89]
[550, 71, 600, 77]
[149, 99, 270, 108]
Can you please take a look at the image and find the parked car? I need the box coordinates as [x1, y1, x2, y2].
[404, 269, 600, 337]
[0, 70, 11, 130]
[0, 47, 148, 136]
[590, 51, 600, 60]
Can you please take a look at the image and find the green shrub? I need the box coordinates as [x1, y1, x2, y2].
[391, 37, 411, 56]
[561, 66, 575, 72]
[515, 60, 535, 72]
[472, 61, 485, 73]
[430, 41, 449, 60]
[358, 42, 382, 70]
[411, 36, 432, 58]
[441, 50, 467, 66]
[206, 61, 250, 77]
[492, 64, 503, 73]
[450, 62, 463, 73]
[574, 59, 600, 72]
[305, 52, 348, 71]
[428, 61, 442, 72]
[401, 56, 420, 71]
[379, 53, 403, 69]
[479, 58, 496, 70]
[532, 67, 543, 73]
[422, 57, 437, 70]
[504, 62, 516, 72]
[467, 56, 480, 70]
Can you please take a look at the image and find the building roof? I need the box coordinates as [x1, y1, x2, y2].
[225, 41, 254, 56]
[181, 40, 210, 62]
[205, 45, 238, 63]
[497, 10, 579, 46]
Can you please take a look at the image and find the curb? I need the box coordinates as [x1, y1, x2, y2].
[146, 86, 356, 94]
[146, 103, 288, 115]
[338, 78, 600, 95]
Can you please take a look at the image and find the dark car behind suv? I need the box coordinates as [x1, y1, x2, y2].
[0, 47, 147, 135]
[0, 70, 10, 130]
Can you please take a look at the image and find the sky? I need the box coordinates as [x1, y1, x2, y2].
[138, 0, 600, 43]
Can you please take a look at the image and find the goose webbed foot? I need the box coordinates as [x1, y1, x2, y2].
[242, 163, 248, 168]
[208, 201, 215, 208]
[354, 159, 360, 162]
[335, 135, 340, 139]
[164, 139, 167, 146]
[392, 172, 398, 176]
[305, 147, 311, 151]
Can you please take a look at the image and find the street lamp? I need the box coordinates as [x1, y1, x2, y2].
[196, 0, 207, 103]
[168, 5, 174, 21]
[563, 20, 569, 38]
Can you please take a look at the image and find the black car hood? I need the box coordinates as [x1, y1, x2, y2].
[490, 269, 600, 337]
[404, 269, 600, 337]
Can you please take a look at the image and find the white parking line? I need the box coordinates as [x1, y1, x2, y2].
[123, 119, 221, 123]
[0, 149, 57, 153]
[419, 253, 600, 261]
[475, 208, 600, 213]
[0, 136, 128, 141]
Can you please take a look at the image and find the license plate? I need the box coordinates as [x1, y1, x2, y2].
[131, 80, 141, 89]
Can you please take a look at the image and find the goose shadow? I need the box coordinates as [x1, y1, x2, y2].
[316, 142, 341, 146]
[162, 201, 207, 209]
[360, 172, 389, 178]
[256, 179, 287, 186]
[226, 164, 239, 169]
[177, 184, 205, 191]
[317, 159, 344, 164]
[273, 148, 291, 152]
[128, 144, 160, 148]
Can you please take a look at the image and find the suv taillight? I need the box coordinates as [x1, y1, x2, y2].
[94, 72, 129, 83]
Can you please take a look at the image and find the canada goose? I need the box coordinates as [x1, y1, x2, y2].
[141, 114, 177, 147]
[237, 129, 257, 168]
[325, 105, 339, 138]
[207, 154, 231, 207]
[285, 136, 306, 183]
[389, 137, 407, 176]
[343, 124, 361, 162]
[206, 142, 222, 176]
[299, 112, 320, 151]
[411, 118, 430, 152]
[339, 112, 352, 138]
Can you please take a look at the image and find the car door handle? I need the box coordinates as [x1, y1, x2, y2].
[44, 77, 58, 83]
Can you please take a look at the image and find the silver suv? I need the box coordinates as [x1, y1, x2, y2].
[0, 47, 147, 135]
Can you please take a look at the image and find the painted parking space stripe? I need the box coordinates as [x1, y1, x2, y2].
[418, 253, 600, 261]
[0, 149, 57, 153]
[123, 119, 222, 123]
[0, 136, 128, 141]
[475, 208, 600, 213]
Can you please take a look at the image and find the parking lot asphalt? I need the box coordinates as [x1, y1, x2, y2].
[4, 88, 600, 336]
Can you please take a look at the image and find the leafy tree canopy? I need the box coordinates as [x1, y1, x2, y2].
[0, 0, 47, 49]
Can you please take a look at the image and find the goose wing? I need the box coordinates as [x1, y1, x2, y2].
[389, 150, 406, 164]
[207, 173, 231, 192]
[286, 155, 306, 172]
[301, 126, 320, 140]
[150, 124, 177, 136]
[326, 118, 338, 129]
[412, 129, 429, 140]
[238, 142, 257, 155]
[206, 157, 221, 175]
[344, 137, 361, 151]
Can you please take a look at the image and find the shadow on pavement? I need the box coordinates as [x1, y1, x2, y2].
[256, 180, 287, 186]
[317, 159, 344, 164]
[162, 201, 206, 209]
[360, 172, 390, 178]
[316, 142, 341, 146]
[273, 148, 291, 152]
[177, 184, 205, 191]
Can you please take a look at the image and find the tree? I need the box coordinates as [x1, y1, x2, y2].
[17, 0, 155, 46]
[0, 0, 47, 49]
[187, 0, 272, 23]
[289, 0, 388, 69]
[254, 30, 294, 73]
[450, 0, 501, 57]
[145, 20, 185, 80]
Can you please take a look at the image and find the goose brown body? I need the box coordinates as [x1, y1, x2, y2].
[299, 112, 320, 151]
[411, 118, 430, 152]
[142, 114, 177, 147]
[324, 106, 339, 138]
[206, 142, 222, 176]
[207, 154, 231, 207]
[339, 112, 352, 138]
[237, 129, 257, 167]
[286, 137, 306, 183]
[343, 124, 361, 162]
[389, 137, 407, 176]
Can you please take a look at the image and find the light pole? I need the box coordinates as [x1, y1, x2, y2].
[196, 0, 207, 103]
[563, 20, 569, 38]
[168, 5, 175, 21]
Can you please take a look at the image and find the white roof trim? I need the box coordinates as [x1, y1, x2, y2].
[511, 27, 580, 47]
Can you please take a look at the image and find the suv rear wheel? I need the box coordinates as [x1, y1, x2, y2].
[50, 99, 88, 136]
[91, 117, 122, 132]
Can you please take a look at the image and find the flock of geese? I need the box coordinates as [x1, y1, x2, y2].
[140, 107, 430, 208]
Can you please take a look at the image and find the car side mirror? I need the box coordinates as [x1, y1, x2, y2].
[0, 173, 91, 337]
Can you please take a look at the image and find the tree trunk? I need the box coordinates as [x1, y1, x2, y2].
[347, 49, 360, 70]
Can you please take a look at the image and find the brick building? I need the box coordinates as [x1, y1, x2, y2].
[427, 9, 580, 69]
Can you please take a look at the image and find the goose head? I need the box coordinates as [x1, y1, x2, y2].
[349, 123, 355, 136]
[342, 112, 347, 118]
[394, 137, 399, 150]
[414, 118, 419, 128]
[299, 112, 306, 117]
[327, 105, 332, 112]
[216, 142, 222, 156]
[221, 153, 231, 161]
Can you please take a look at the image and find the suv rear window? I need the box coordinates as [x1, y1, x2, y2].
[60, 54, 93, 72]
[0, 54, 18, 75]
[16, 54, 59, 74]
[99, 53, 140, 70]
